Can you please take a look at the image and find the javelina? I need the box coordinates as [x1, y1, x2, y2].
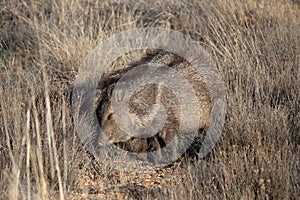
[96, 50, 212, 164]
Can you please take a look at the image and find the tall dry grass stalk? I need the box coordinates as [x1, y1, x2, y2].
[42, 66, 65, 200]
[31, 88, 49, 199]
[25, 109, 31, 200]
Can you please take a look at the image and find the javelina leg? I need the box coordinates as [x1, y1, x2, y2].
[147, 129, 178, 165]
[117, 137, 148, 161]
[145, 135, 162, 165]
[159, 128, 178, 162]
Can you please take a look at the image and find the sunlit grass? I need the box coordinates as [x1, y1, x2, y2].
[0, 0, 299, 199]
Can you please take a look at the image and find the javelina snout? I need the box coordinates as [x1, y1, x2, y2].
[96, 50, 212, 164]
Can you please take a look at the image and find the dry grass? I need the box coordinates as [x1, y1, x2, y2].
[0, 0, 299, 199]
